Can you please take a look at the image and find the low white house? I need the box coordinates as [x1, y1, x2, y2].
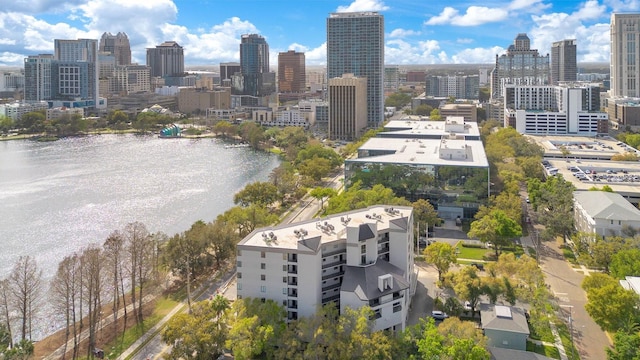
[620, 276, 640, 296]
[573, 191, 640, 239]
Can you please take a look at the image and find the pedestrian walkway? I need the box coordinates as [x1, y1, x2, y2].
[549, 317, 569, 360]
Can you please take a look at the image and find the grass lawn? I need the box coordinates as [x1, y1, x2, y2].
[527, 341, 560, 359]
[455, 242, 492, 261]
[105, 297, 181, 360]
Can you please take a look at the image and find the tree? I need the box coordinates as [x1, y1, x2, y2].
[207, 220, 238, 267]
[298, 157, 332, 182]
[424, 242, 457, 282]
[309, 187, 337, 210]
[0, 280, 12, 349]
[448, 266, 484, 316]
[468, 209, 521, 257]
[49, 253, 81, 359]
[162, 300, 228, 360]
[233, 181, 280, 207]
[123, 222, 155, 324]
[414, 104, 433, 116]
[582, 273, 618, 292]
[413, 199, 440, 238]
[218, 205, 278, 238]
[611, 152, 640, 161]
[8, 256, 42, 341]
[226, 298, 286, 360]
[611, 249, 640, 279]
[384, 92, 412, 108]
[430, 108, 442, 120]
[79, 245, 104, 359]
[527, 175, 575, 240]
[585, 283, 640, 332]
[103, 231, 125, 337]
[325, 182, 410, 215]
[0, 115, 13, 134]
[607, 330, 640, 360]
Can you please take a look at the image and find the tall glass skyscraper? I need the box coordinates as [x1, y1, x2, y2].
[239, 34, 270, 97]
[327, 12, 384, 128]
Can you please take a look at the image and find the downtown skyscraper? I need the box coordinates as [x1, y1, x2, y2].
[239, 34, 271, 97]
[327, 12, 384, 128]
[551, 39, 577, 85]
[611, 13, 640, 98]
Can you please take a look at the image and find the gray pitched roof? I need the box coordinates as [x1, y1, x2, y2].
[480, 303, 529, 334]
[390, 217, 408, 231]
[574, 191, 640, 221]
[298, 236, 321, 252]
[358, 223, 375, 241]
[340, 260, 409, 300]
[488, 347, 555, 360]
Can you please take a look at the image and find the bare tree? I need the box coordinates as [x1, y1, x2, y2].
[103, 231, 125, 336]
[0, 279, 13, 347]
[9, 256, 42, 341]
[80, 245, 103, 359]
[123, 222, 153, 325]
[50, 253, 80, 360]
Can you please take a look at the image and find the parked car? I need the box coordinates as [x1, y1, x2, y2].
[431, 310, 448, 320]
[464, 301, 472, 311]
[470, 262, 484, 271]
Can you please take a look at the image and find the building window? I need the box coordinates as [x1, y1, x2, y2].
[261, 251, 266, 258]
[393, 302, 402, 313]
[261, 274, 266, 281]
[237, 272, 242, 279]
[283, 288, 287, 294]
[261, 263, 266, 270]
[260, 286, 266, 293]
[283, 264, 287, 271]
[237, 283, 242, 290]
[283, 276, 287, 283]
[237, 249, 242, 256]
[237, 261, 242, 267]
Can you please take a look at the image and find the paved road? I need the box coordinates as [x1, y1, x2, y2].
[520, 191, 609, 360]
[537, 240, 609, 360]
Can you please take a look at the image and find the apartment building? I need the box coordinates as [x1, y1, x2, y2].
[236, 205, 416, 332]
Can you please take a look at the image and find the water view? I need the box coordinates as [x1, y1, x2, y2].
[0, 134, 280, 280]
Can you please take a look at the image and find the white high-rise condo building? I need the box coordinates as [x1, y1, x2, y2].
[236, 205, 416, 332]
[611, 13, 640, 98]
[327, 12, 384, 128]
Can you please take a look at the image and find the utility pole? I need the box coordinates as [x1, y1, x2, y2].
[560, 304, 574, 359]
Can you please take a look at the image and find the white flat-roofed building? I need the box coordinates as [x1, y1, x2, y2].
[236, 205, 416, 332]
[620, 276, 640, 296]
[0, 101, 48, 121]
[381, 116, 480, 140]
[46, 106, 84, 120]
[504, 83, 607, 135]
[573, 191, 640, 239]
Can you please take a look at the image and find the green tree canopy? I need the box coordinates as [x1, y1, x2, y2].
[325, 182, 410, 215]
[233, 181, 280, 207]
[424, 242, 456, 282]
[468, 209, 522, 257]
[610, 249, 640, 279]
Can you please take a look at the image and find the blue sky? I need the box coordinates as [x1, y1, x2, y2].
[0, 0, 635, 67]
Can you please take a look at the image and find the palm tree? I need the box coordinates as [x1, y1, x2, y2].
[210, 294, 230, 328]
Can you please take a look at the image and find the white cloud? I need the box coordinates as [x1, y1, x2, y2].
[450, 46, 504, 63]
[457, 38, 474, 44]
[282, 42, 327, 65]
[604, 0, 640, 12]
[388, 28, 420, 38]
[425, 6, 508, 26]
[0, 52, 26, 67]
[336, 0, 389, 13]
[508, 0, 551, 12]
[529, 1, 610, 62]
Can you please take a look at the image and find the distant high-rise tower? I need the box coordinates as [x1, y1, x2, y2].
[551, 39, 577, 85]
[278, 50, 306, 93]
[24, 54, 54, 102]
[99, 32, 131, 65]
[327, 12, 384, 128]
[220, 62, 241, 82]
[328, 73, 367, 141]
[611, 14, 640, 98]
[239, 34, 271, 97]
[146, 41, 184, 78]
[491, 33, 549, 99]
[54, 38, 99, 104]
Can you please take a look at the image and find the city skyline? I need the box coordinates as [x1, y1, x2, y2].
[0, 0, 635, 68]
